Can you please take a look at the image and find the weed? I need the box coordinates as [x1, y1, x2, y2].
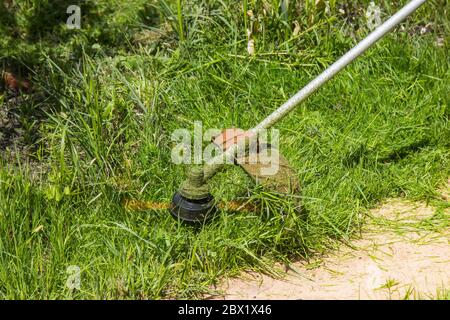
[0, 0, 449, 299]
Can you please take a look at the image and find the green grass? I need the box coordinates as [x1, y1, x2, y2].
[0, 0, 449, 299]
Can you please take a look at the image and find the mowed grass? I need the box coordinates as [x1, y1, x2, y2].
[0, 1, 449, 298]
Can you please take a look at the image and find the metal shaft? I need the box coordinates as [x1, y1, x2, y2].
[252, 0, 427, 131]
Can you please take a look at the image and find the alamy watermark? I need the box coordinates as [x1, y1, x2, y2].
[171, 122, 281, 176]
[366, 2, 382, 31]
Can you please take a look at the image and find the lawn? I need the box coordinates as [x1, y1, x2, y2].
[0, 0, 449, 299]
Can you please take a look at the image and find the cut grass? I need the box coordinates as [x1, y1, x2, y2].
[0, 0, 449, 299]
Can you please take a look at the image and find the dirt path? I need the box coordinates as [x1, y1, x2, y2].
[215, 180, 450, 300]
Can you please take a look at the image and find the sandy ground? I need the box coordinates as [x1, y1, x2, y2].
[214, 179, 450, 300]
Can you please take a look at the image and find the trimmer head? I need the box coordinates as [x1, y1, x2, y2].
[170, 192, 217, 223]
[169, 133, 301, 223]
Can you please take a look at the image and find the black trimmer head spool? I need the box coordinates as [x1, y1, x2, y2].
[170, 192, 217, 224]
